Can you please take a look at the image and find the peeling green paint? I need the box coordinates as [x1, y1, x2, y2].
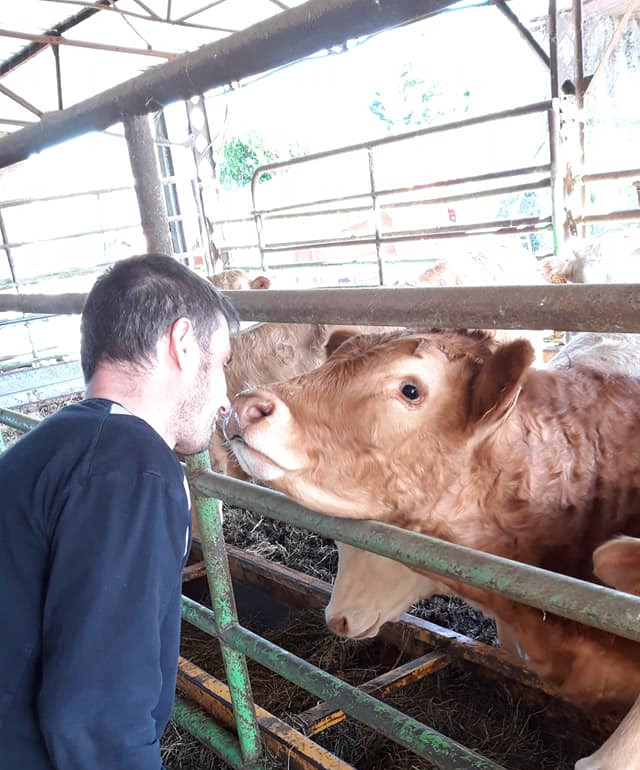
[186, 451, 263, 767]
[171, 696, 246, 768]
[190, 470, 640, 644]
[182, 596, 506, 770]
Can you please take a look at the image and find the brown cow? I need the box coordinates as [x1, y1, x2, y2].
[225, 328, 640, 766]
[212, 322, 398, 476]
[325, 331, 640, 642]
[577, 536, 640, 769]
[210, 323, 330, 477]
[209, 268, 271, 291]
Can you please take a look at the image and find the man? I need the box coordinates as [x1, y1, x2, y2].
[0, 254, 238, 769]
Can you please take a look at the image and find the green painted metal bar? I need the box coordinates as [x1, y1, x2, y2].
[188, 470, 640, 644]
[0, 408, 41, 432]
[181, 596, 506, 770]
[171, 695, 245, 769]
[186, 452, 263, 768]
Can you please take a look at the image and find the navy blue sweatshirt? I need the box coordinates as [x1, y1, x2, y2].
[0, 399, 191, 770]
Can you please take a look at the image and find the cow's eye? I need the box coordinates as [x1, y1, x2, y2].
[400, 382, 421, 401]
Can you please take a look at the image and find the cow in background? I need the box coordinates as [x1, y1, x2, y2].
[209, 268, 271, 291]
[542, 231, 640, 284]
[394, 243, 548, 365]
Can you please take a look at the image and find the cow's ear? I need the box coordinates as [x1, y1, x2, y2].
[325, 328, 358, 358]
[468, 339, 534, 435]
[250, 275, 271, 290]
[593, 537, 640, 595]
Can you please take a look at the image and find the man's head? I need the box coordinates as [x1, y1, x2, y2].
[81, 254, 239, 453]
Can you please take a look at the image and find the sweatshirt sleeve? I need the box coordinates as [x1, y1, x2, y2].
[37, 468, 189, 770]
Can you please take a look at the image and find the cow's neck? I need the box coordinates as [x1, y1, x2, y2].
[416, 368, 640, 574]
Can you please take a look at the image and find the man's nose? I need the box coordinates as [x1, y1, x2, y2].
[218, 395, 231, 417]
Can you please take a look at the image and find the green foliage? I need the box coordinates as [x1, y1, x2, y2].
[219, 134, 278, 188]
[369, 65, 471, 132]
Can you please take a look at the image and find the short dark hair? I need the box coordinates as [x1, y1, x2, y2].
[81, 254, 239, 382]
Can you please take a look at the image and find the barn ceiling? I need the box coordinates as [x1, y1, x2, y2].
[0, 0, 309, 130]
[0, 0, 634, 135]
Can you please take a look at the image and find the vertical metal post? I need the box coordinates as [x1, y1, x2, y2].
[548, 100, 564, 256]
[548, 0, 560, 99]
[570, 0, 586, 238]
[186, 96, 216, 276]
[0, 208, 39, 362]
[251, 174, 268, 272]
[548, 0, 585, 247]
[368, 148, 385, 286]
[123, 113, 173, 256]
[52, 44, 63, 111]
[186, 450, 262, 768]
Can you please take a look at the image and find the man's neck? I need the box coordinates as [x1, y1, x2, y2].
[86, 367, 175, 448]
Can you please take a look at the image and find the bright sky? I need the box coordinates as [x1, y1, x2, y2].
[203, 3, 551, 154]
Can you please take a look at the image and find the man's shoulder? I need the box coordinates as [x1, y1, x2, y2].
[1, 399, 182, 486]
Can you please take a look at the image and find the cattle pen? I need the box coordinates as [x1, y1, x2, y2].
[1, 1, 640, 769]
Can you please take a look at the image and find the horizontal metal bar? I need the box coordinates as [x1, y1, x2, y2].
[261, 216, 551, 253]
[252, 102, 552, 183]
[0, 293, 87, 314]
[0, 361, 84, 409]
[253, 177, 549, 228]
[178, 656, 357, 770]
[580, 167, 640, 184]
[0, 118, 36, 127]
[226, 283, 639, 332]
[380, 179, 550, 211]
[1, 222, 140, 250]
[189, 472, 640, 643]
[0, 185, 132, 210]
[254, 165, 552, 220]
[576, 210, 640, 225]
[0, 27, 178, 60]
[0, 262, 117, 292]
[0, 408, 42, 432]
[2, 283, 638, 332]
[298, 651, 450, 736]
[171, 695, 245, 769]
[0, 0, 461, 169]
[222, 544, 575, 708]
[182, 598, 506, 770]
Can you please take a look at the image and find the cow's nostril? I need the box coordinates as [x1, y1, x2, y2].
[327, 615, 349, 636]
[246, 400, 274, 422]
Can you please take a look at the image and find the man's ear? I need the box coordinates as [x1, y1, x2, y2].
[168, 317, 198, 371]
[593, 537, 640, 595]
[250, 275, 271, 290]
[468, 339, 534, 435]
[325, 328, 359, 358]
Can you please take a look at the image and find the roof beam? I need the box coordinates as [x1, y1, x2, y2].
[130, 0, 162, 20]
[0, 84, 43, 117]
[0, 0, 457, 170]
[0, 28, 178, 60]
[0, 118, 35, 127]
[174, 1, 227, 25]
[40, 0, 238, 33]
[0, 0, 118, 79]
